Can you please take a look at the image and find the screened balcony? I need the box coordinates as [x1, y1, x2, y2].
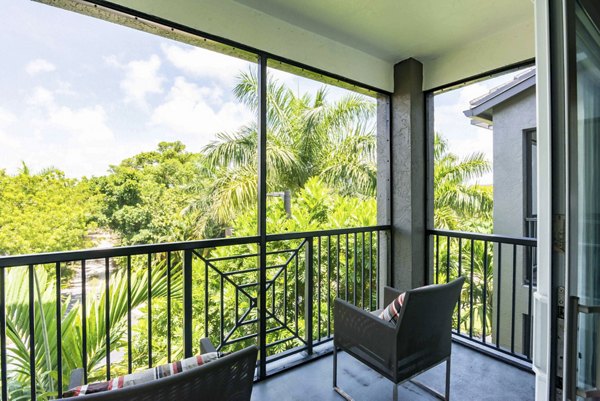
[0, 225, 537, 399]
[0, 0, 541, 399]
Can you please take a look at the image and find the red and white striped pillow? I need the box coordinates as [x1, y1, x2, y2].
[64, 352, 220, 397]
[379, 292, 405, 323]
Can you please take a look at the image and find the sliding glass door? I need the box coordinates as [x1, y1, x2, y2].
[564, 1, 600, 399]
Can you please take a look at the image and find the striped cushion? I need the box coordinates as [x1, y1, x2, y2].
[379, 292, 405, 323]
[64, 352, 220, 397]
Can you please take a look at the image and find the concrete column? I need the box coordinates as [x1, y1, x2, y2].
[390, 58, 426, 291]
[377, 93, 391, 304]
[425, 92, 435, 285]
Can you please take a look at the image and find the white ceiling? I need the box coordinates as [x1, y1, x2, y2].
[89, 0, 536, 91]
[235, 0, 534, 63]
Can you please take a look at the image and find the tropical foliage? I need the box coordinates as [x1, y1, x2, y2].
[5, 260, 178, 400]
[96, 141, 203, 245]
[433, 133, 492, 232]
[432, 133, 494, 339]
[0, 70, 498, 399]
[0, 72, 380, 399]
[0, 167, 99, 255]
[199, 70, 376, 226]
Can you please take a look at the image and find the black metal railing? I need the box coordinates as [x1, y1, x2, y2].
[429, 229, 537, 365]
[524, 215, 537, 286]
[524, 215, 537, 239]
[0, 225, 388, 400]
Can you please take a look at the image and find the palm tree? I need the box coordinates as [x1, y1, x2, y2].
[432, 133, 493, 339]
[433, 133, 493, 231]
[197, 70, 376, 226]
[5, 259, 180, 400]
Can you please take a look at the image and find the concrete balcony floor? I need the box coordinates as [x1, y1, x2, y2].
[252, 343, 534, 401]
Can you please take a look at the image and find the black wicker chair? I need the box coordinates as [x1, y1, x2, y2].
[66, 339, 257, 401]
[333, 277, 465, 401]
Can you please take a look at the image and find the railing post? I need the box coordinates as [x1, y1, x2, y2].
[28, 265, 36, 401]
[183, 249, 193, 358]
[258, 244, 267, 379]
[257, 52, 268, 380]
[55, 262, 62, 398]
[305, 237, 314, 355]
[0, 268, 7, 401]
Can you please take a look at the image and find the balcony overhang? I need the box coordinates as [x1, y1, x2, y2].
[41, 0, 535, 92]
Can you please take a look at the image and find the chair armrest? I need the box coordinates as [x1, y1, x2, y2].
[334, 298, 396, 355]
[68, 368, 84, 389]
[200, 337, 217, 354]
[383, 286, 403, 306]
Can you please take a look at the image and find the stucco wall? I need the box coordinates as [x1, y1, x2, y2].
[491, 86, 536, 355]
[493, 87, 536, 238]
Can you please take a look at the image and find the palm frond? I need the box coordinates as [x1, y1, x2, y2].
[208, 166, 258, 224]
[202, 127, 257, 169]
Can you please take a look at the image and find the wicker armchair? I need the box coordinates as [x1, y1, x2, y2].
[66, 339, 257, 401]
[333, 277, 465, 401]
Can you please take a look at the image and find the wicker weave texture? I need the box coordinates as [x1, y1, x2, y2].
[70, 346, 258, 401]
[334, 277, 465, 384]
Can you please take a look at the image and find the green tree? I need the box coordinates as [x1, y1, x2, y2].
[200, 71, 376, 225]
[5, 259, 179, 400]
[0, 73, 382, 399]
[434, 133, 493, 232]
[0, 167, 98, 255]
[97, 142, 202, 245]
[433, 132, 494, 339]
[195, 178, 377, 356]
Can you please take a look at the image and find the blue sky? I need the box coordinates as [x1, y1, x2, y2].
[0, 0, 355, 178]
[1, 0, 520, 183]
[434, 71, 523, 185]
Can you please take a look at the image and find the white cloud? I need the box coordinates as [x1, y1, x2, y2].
[26, 59, 56, 75]
[108, 55, 165, 108]
[49, 105, 114, 143]
[0, 108, 15, 126]
[27, 87, 55, 107]
[162, 44, 361, 106]
[0, 108, 19, 149]
[9, 86, 119, 176]
[104, 55, 120, 68]
[25, 86, 112, 143]
[23, 103, 118, 177]
[162, 44, 252, 86]
[55, 81, 76, 97]
[151, 77, 253, 146]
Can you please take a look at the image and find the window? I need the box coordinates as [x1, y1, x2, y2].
[0, 0, 261, 253]
[265, 60, 379, 236]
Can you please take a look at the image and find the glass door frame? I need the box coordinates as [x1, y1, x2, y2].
[564, 2, 600, 400]
[534, 0, 573, 399]
[542, 0, 600, 399]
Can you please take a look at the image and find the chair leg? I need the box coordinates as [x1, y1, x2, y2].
[333, 345, 337, 387]
[409, 357, 450, 400]
[332, 346, 354, 401]
[334, 386, 354, 401]
[445, 357, 451, 401]
[393, 382, 398, 401]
